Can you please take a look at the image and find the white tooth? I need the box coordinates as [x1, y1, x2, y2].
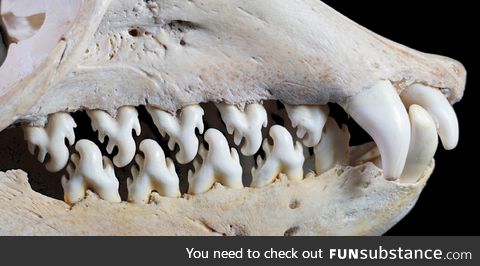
[400, 83, 459, 150]
[127, 139, 180, 203]
[251, 125, 304, 187]
[86, 106, 141, 168]
[401, 105, 438, 183]
[340, 80, 410, 180]
[188, 129, 243, 194]
[61, 140, 121, 204]
[285, 104, 329, 147]
[216, 103, 268, 156]
[147, 105, 204, 164]
[314, 118, 350, 175]
[23, 112, 77, 172]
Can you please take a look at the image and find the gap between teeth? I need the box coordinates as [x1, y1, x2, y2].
[21, 80, 458, 204]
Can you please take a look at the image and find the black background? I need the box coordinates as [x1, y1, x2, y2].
[322, 0, 478, 235]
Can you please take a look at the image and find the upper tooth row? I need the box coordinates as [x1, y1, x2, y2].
[22, 80, 459, 204]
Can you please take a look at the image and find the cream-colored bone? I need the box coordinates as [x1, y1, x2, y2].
[285, 104, 329, 147]
[23, 112, 76, 172]
[147, 104, 204, 164]
[340, 80, 411, 180]
[251, 125, 304, 187]
[400, 84, 459, 150]
[216, 103, 268, 156]
[61, 139, 121, 204]
[127, 139, 180, 203]
[188, 129, 243, 194]
[87, 106, 141, 168]
[314, 117, 350, 175]
[401, 105, 438, 183]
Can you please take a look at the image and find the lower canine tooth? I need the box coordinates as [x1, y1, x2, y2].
[61, 139, 121, 204]
[188, 129, 243, 194]
[86, 106, 141, 167]
[401, 105, 438, 183]
[251, 125, 304, 187]
[340, 80, 410, 180]
[314, 117, 350, 175]
[216, 103, 268, 156]
[127, 139, 180, 203]
[285, 104, 329, 147]
[23, 112, 77, 172]
[400, 83, 459, 150]
[147, 104, 204, 164]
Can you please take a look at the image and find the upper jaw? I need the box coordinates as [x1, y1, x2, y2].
[0, 0, 466, 131]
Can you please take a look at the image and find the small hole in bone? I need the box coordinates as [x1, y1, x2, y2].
[128, 28, 141, 37]
[289, 199, 300, 209]
[284, 226, 300, 236]
[180, 39, 186, 46]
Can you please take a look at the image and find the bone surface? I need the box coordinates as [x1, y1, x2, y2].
[147, 105, 204, 164]
[251, 126, 304, 187]
[188, 129, 243, 194]
[61, 139, 121, 204]
[127, 139, 180, 203]
[314, 118, 350, 175]
[23, 112, 76, 172]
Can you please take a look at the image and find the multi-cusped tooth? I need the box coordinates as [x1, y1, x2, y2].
[86, 106, 141, 168]
[401, 105, 438, 183]
[400, 83, 459, 150]
[127, 139, 180, 203]
[251, 125, 304, 187]
[23, 112, 77, 172]
[147, 104, 204, 164]
[340, 80, 411, 180]
[285, 104, 329, 147]
[188, 129, 243, 194]
[61, 139, 121, 204]
[314, 117, 350, 175]
[216, 103, 268, 156]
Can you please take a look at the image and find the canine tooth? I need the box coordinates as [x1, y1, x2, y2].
[147, 105, 204, 164]
[251, 125, 304, 187]
[314, 118, 350, 175]
[401, 105, 438, 183]
[340, 80, 410, 180]
[87, 106, 140, 168]
[216, 103, 268, 156]
[285, 104, 329, 147]
[400, 84, 459, 150]
[188, 129, 243, 194]
[61, 139, 121, 204]
[127, 139, 180, 203]
[23, 112, 77, 172]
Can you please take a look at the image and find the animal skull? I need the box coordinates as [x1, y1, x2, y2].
[0, 0, 466, 235]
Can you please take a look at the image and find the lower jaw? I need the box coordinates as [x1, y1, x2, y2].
[0, 161, 431, 236]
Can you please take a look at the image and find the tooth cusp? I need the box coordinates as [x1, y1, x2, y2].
[285, 104, 329, 147]
[147, 104, 204, 164]
[86, 106, 141, 168]
[251, 125, 304, 187]
[400, 105, 438, 183]
[216, 103, 268, 156]
[127, 139, 180, 203]
[23, 112, 77, 172]
[314, 117, 350, 175]
[188, 129, 243, 194]
[61, 140, 121, 204]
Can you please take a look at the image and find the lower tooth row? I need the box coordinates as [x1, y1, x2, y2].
[21, 81, 457, 204]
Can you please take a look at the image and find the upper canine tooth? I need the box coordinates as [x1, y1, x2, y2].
[23, 112, 77, 172]
[188, 129, 243, 194]
[216, 103, 268, 156]
[251, 125, 304, 187]
[340, 80, 410, 180]
[400, 84, 459, 150]
[86, 106, 141, 168]
[314, 117, 350, 175]
[285, 104, 329, 147]
[147, 104, 204, 164]
[61, 139, 121, 204]
[127, 139, 180, 203]
[401, 105, 438, 183]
